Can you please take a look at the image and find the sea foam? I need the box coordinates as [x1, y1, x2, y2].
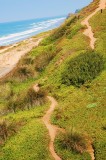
[0, 17, 65, 46]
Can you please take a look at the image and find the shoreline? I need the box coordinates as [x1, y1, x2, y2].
[0, 28, 51, 55]
[0, 43, 18, 54]
[0, 16, 65, 49]
[0, 30, 50, 54]
[0, 16, 64, 79]
[0, 35, 39, 53]
[0, 34, 45, 80]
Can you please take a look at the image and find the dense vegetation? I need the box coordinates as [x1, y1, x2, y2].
[61, 51, 104, 87]
[0, 0, 106, 160]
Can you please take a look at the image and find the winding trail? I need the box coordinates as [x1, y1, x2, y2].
[81, 0, 106, 49]
[41, 1, 106, 160]
[87, 141, 95, 160]
[0, 1, 105, 159]
[81, 0, 106, 159]
[43, 96, 62, 160]
[33, 84, 62, 160]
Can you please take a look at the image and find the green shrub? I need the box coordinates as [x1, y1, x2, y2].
[25, 88, 47, 108]
[87, 103, 97, 108]
[0, 120, 8, 142]
[21, 56, 34, 65]
[102, 125, 106, 130]
[0, 83, 11, 99]
[6, 87, 47, 112]
[13, 65, 36, 81]
[67, 24, 82, 39]
[61, 51, 104, 87]
[35, 51, 56, 71]
[6, 94, 25, 113]
[50, 16, 77, 41]
[0, 119, 17, 143]
[41, 16, 77, 45]
[60, 129, 87, 154]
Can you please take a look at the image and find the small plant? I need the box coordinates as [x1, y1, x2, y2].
[0, 83, 11, 99]
[11, 65, 37, 82]
[6, 93, 26, 113]
[17, 66, 33, 77]
[0, 119, 17, 142]
[61, 128, 87, 154]
[25, 88, 47, 108]
[102, 125, 106, 130]
[22, 57, 34, 65]
[35, 51, 56, 71]
[6, 87, 47, 113]
[6, 95, 18, 113]
[0, 119, 8, 141]
[0, 119, 25, 145]
[67, 24, 82, 39]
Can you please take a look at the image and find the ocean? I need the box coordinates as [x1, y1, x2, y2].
[0, 16, 66, 46]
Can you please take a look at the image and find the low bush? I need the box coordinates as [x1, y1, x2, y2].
[51, 16, 77, 41]
[67, 24, 83, 39]
[25, 88, 47, 108]
[0, 119, 16, 143]
[6, 87, 47, 113]
[60, 129, 87, 154]
[6, 93, 26, 113]
[61, 51, 104, 87]
[41, 16, 77, 45]
[0, 119, 25, 145]
[35, 51, 56, 71]
[0, 83, 11, 99]
[21, 56, 34, 65]
[13, 65, 36, 81]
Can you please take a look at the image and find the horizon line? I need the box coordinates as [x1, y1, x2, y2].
[0, 14, 68, 24]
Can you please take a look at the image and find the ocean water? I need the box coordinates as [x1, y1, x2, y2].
[0, 16, 66, 46]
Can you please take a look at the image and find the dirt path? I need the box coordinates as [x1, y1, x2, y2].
[42, 2, 106, 159]
[43, 96, 62, 160]
[0, 37, 43, 79]
[87, 142, 95, 160]
[81, 0, 106, 49]
[81, 0, 106, 159]
[33, 84, 62, 160]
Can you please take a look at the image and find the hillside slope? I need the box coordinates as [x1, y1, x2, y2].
[0, 0, 106, 160]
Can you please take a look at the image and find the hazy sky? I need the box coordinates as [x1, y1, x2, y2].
[0, 0, 93, 23]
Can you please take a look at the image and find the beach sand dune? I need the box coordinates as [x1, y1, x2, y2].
[0, 37, 43, 79]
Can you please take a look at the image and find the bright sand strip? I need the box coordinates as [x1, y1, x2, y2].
[0, 37, 43, 79]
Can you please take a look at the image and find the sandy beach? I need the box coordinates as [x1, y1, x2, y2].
[0, 36, 43, 79]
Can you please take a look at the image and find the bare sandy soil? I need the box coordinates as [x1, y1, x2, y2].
[81, 1, 106, 159]
[43, 96, 62, 160]
[33, 84, 62, 160]
[81, 0, 106, 49]
[0, 37, 43, 79]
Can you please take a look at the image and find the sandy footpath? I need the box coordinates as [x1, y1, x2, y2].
[81, 0, 106, 49]
[0, 37, 43, 79]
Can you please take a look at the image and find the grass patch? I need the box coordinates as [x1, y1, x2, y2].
[59, 128, 87, 154]
[0, 120, 52, 160]
[55, 133, 91, 160]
